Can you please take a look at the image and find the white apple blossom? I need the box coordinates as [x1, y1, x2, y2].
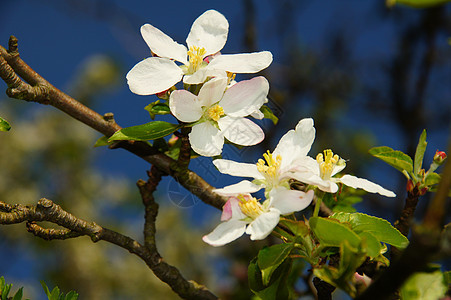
[203, 190, 313, 246]
[213, 118, 316, 202]
[169, 76, 269, 156]
[126, 10, 273, 95]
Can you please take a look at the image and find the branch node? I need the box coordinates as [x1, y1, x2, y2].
[8, 36, 18, 54]
[37, 198, 53, 209]
[103, 112, 115, 122]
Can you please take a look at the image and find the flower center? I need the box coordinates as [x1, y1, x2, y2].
[207, 104, 225, 122]
[257, 151, 282, 181]
[187, 46, 207, 74]
[237, 194, 264, 219]
[316, 149, 344, 180]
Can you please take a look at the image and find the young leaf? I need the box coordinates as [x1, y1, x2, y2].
[257, 243, 294, 286]
[12, 287, 23, 300]
[331, 212, 409, 249]
[0, 117, 11, 132]
[144, 101, 171, 120]
[414, 129, 427, 175]
[40, 281, 51, 297]
[425, 172, 441, 186]
[109, 121, 181, 142]
[358, 231, 382, 258]
[260, 105, 279, 125]
[369, 146, 413, 174]
[64, 290, 79, 300]
[279, 219, 309, 237]
[49, 286, 60, 300]
[400, 270, 447, 300]
[93, 135, 113, 147]
[309, 217, 361, 249]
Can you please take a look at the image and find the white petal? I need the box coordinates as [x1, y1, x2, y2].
[291, 156, 320, 176]
[220, 77, 269, 117]
[183, 68, 227, 85]
[207, 51, 273, 73]
[218, 117, 264, 146]
[245, 208, 280, 240]
[269, 188, 314, 215]
[290, 170, 339, 194]
[126, 57, 183, 95]
[189, 122, 224, 157]
[338, 175, 396, 197]
[273, 118, 316, 169]
[213, 159, 263, 179]
[214, 180, 262, 196]
[186, 10, 228, 56]
[198, 77, 228, 107]
[203, 220, 247, 247]
[140, 24, 188, 64]
[169, 90, 202, 122]
[250, 109, 264, 120]
[331, 162, 347, 177]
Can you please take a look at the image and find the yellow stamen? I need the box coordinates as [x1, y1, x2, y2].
[226, 72, 236, 85]
[256, 150, 282, 179]
[207, 104, 225, 122]
[187, 46, 206, 74]
[237, 194, 263, 219]
[316, 149, 343, 180]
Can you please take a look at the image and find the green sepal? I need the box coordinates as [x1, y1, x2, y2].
[0, 117, 11, 132]
[109, 121, 181, 142]
[144, 100, 171, 120]
[260, 105, 279, 125]
[369, 146, 413, 175]
[257, 243, 294, 286]
[414, 129, 427, 175]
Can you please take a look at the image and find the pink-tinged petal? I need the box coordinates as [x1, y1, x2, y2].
[202, 220, 247, 247]
[183, 68, 227, 85]
[221, 196, 246, 221]
[218, 117, 264, 146]
[214, 180, 263, 196]
[207, 51, 273, 73]
[273, 118, 316, 169]
[245, 208, 280, 240]
[140, 24, 188, 64]
[189, 122, 224, 157]
[220, 77, 269, 117]
[197, 77, 228, 107]
[269, 188, 314, 215]
[186, 10, 228, 56]
[213, 159, 263, 179]
[126, 57, 183, 95]
[169, 90, 202, 122]
[338, 175, 396, 197]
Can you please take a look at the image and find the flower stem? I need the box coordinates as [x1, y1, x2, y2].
[313, 190, 324, 217]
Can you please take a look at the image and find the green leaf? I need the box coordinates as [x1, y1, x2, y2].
[40, 281, 51, 297]
[279, 219, 309, 237]
[109, 121, 181, 142]
[331, 212, 409, 249]
[369, 146, 413, 174]
[388, 0, 451, 8]
[358, 231, 382, 258]
[49, 286, 60, 300]
[400, 270, 447, 300]
[0, 117, 11, 132]
[310, 217, 361, 249]
[93, 135, 113, 147]
[258, 243, 294, 286]
[144, 101, 171, 120]
[414, 129, 427, 175]
[64, 291, 78, 300]
[260, 105, 278, 125]
[425, 172, 441, 186]
[12, 287, 23, 300]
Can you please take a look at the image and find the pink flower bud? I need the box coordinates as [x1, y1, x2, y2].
[433, 150, 447, 165]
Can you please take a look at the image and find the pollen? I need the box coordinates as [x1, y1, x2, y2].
[256, 151, 282, 179]
[238, 194, 263, 219]
[207, 104, 225, 121]
[316, 149, 343, 180]
[187, 46, 206, 74]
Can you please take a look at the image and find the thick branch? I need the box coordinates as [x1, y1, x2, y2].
[0, 36, 227, 211]
[0, 198, 217, 300]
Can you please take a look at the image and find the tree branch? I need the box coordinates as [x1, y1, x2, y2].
[0, 198, 218, 299]
[0, 36, 227, 211]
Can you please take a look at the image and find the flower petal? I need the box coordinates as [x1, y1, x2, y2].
[126, 57, 183, 95]
[338, 175, 396, 197]
[273, 118, 316, 169]
[183, 68, 227, 85]
[197, 77, 228, 107]
[140, 24, 188, 64]
[207, 51, 273, 73]
[250, 109, 264, 120]
[189, 122, 224, 157]
[290, 168, 339, 194]
[220, 77, 269, 117]
[218, 116, 264, 146]
[213, 159, 263, 179]
[245, 208, 280, 240]
[269, 188, 314, 215]
[186, 10, 228, 56]
[169, 90, 202, 122]
[221, 196, 246, 221]
[214, 180, 262, 196]
[203, 220, 247, 247]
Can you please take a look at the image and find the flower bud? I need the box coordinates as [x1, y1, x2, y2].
[419, 186, 428, 196]
[406, 180, 415, 193]
[433, 150, 447, 165]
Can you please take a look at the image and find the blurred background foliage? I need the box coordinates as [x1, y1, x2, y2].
[0, 0, 450, 299]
